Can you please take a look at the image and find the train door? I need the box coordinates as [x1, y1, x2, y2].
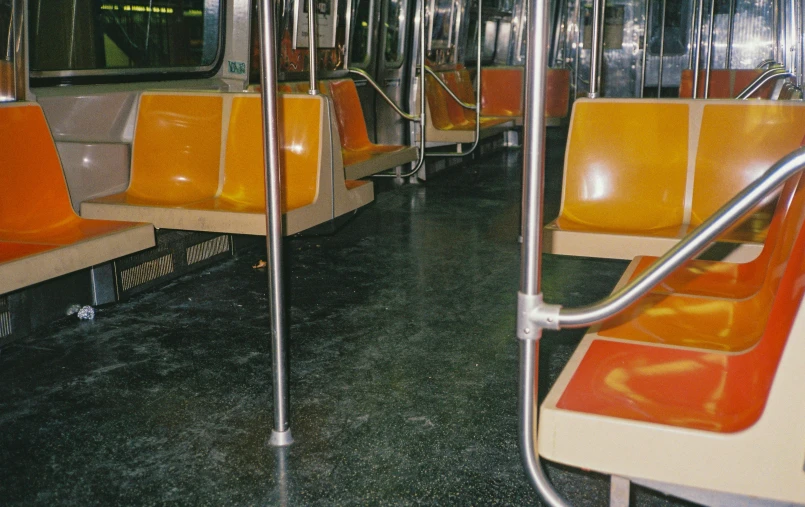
[374, 0, 412, 145]
[349, 0, 381, 141]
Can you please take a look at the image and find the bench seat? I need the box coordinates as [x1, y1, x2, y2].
[326, 79, 418, 179]
[421, 70, 515, 145]
[81, 92, 373, 235]
[538, 199, 805, 503]
[479, 67, 569, 126]
[545, 99, 805, 261]
[0, 102, 155, 295]
[679, 68, 776, 99]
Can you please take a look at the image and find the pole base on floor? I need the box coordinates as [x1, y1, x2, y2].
[269, 429, 294, 447]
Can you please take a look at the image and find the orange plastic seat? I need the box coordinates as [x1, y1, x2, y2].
[545, 99, 805, 261]
[81, 92, 373, 236]
[679, 69, 776, 99]
[422, 68, 515, 145]
[326, 79, 417, 180]
[479, 66, 568, 125]
[545, 68, 570, 121]
[0, 102, 154, 295]
[539, 210, 805, 503]
[625, 175, 799, 299]
[480, 66, 523, 117]
[559, 228, 805, 424]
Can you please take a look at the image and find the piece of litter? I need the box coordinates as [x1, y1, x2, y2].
[252, 260, 267, 269]
[77, 306, 95, 320]
[66, 304, 81, 316]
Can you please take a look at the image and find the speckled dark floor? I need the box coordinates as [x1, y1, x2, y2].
[0, 133, 698, 506]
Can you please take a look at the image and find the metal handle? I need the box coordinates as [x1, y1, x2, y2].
[735, 68, 794, 99]
[424, 66, 477, 110]
[348, 67, 420, 121]
[537, 147, 805, 330]
[307, 0, 319, 95]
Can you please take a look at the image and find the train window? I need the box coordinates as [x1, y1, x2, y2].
[648, 1, 687, 55]
[28, 0, 222, 78]
[350, 0, 374, 67]
[382, 0, 406, 67]
[466, 18, 497, 62]
[428, 0, 454, 50]
[582, 5, 624, 50]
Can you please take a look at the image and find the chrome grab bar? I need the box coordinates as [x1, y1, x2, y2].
[757, 59, 784, 70]
[524, 146, 805, 331]
[424, 66, 477, 110]
[348, 67, 420, 122]
[736, 67, 794, 99]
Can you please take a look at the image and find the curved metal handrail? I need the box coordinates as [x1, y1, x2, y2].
[424, 66, 477, 110]
[530, 146, 805, 330]
[347, 67, 420, 122]
[736, 67, 794, 99]
[757, 59, 784, 70]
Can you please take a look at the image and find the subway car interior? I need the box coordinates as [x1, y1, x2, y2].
[2, 0, 805, 504]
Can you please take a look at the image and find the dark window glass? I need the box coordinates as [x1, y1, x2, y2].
[29, 0, 222, 73]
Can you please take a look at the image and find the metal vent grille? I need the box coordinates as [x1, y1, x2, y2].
[119, 254, 175, 292]
[0, 296, 11, 339]
[186, 235, 229, 265]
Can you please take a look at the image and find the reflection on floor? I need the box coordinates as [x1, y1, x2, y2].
[0, 133, 698, 505]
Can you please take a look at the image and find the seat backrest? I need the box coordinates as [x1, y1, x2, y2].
[679, 69, 775, 99]
[546, 68, 571, 118]
[425, 73, 454, 130]
[223, 94, 321, 212]
[454, 69, 478, 123]
[560, 100, 690, 230]
[0, 102, 78, 233]
[128, 93, 223, 203]
[326, 79, 373, 151]
[440, 71, 471, 126]
[480, 66, 523, 116]
[691, 102, 805, 225]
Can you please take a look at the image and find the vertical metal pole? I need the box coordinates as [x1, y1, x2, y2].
[704, 0, 716, 97]
[640, 0, 651, 98]
[657, 0, 666, 96]
[551, 0, 568, 67]
[518, 0, 569, 501]
[573, 0, 581, 95]
[773, 0, 780, 63]
[796, 0, 805, 87]
[474, 0, 482, 132]
[588, 0, 605, 97]
[11, 0, 25, 101]
[307, 0, 319, 94]
[257, 0, 294, 447]
[725, 0, 734, 69]
[693, 0, 705, 97]
[688, 0, 698, 69]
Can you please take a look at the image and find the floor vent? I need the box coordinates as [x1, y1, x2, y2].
[114, 231, 233, 299]
[186, 235, 230, 266]
[120, 254, 175, 292]
[0, 296, 11, 339]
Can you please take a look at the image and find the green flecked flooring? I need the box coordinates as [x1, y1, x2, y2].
[0, 133, 698, 506]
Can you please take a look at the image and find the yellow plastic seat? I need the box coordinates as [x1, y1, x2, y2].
[0, 102, 154, 295]
[545, 99, 805, 262]
[81, 92, 373, 235]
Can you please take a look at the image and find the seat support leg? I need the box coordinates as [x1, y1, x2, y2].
[610, 476, 630, 507]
